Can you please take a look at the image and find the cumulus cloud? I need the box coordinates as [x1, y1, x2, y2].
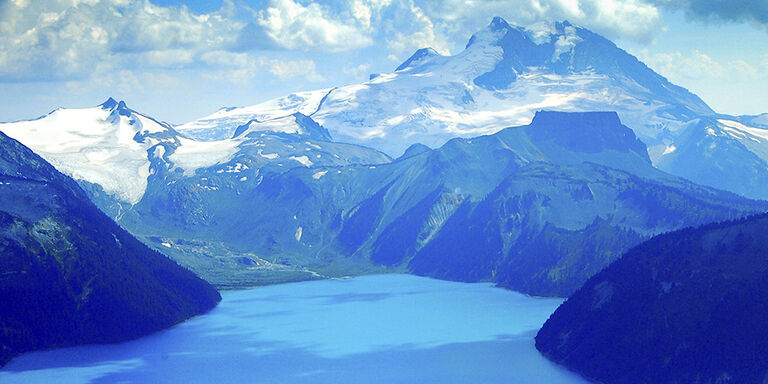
[268, 59, 324, 82]
[638, 49, 768, 86]
[0, 0, 243, 81]
[383, 0, 452, 56]
[344, 63, 372, 79]
[640, 50, 726, 80]
[635, 48, 768, 115]
[0, 0, 392, 82]
[255, 0, 374, 51]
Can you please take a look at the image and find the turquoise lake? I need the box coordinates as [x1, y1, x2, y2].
[0, 274, 589, 383]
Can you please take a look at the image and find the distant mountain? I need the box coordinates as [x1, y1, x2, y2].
[657, 116, 768, 200]
[536, 213, 768, 383]
[1, 103, 765, 295]
[178, 18, 711, 157]
[0, 98, 389, 211]
[177, 17, 768, 201]
[0, 131, 220, 367]
[0, 98, 182, 205]
[121, 111, 763, 295]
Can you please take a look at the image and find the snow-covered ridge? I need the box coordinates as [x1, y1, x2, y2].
[177, 89, 332, 141]
[0, 99, 241, 204]
[716, 119, 768, 141]
[176, 17, 713, 157]
[0, 98, 175, 204]
[0, 97, 393, 205]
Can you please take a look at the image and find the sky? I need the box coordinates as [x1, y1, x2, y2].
[0, 0, 766, 124]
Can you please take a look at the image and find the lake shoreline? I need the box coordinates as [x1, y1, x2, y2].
[1, 274, 587, 383]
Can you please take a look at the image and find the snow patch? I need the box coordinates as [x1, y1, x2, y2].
[290, 155, 313, 167]
[525, 21, 556, 44]
[294, 226, 303, 241]
[305, 141, 322, 150]
[176, 89, 331, 139]
[312, 170, 328, 179]
[552, 26, 582, 61]
[217, 163, 249, 173]
[258, 150, 279, 160]
[170, 137, 239, 176]
[718, 119, 768, 141]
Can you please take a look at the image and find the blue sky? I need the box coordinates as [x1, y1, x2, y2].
[0, 0, 766, 124]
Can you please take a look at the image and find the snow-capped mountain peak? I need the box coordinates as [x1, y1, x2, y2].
[176, 17, 714, 158]
[395, 48, 442, 72]
[100, 97, 121, 110]
[0, 99, 181, 204]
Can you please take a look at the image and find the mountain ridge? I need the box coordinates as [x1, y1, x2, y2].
[536, 212, 768, 383]
[0, 131, 220, 367]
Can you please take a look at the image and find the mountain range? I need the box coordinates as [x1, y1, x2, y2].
[175, 18, 768, 201]
[3, 97, 764, 295]
[1, 17, 767, 297]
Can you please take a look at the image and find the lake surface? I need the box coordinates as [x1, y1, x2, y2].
[0, 274, 589, 383]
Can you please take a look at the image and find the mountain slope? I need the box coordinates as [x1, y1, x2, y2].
[122, 111, 763, 295]
[408, 161, 759, 296]
[0, 131, 221, 367]
[657, 116, 768, 200]
[536, 213, 768, 383]
[0, 98, 186, 205]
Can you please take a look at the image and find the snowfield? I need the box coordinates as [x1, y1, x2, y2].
[0, 99, 170, 204]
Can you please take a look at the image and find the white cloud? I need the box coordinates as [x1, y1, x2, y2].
[384, 0, 452, 56]
[199, 53, 264, 84]
[139, 49, 196, 68]
[344, 63, 372, 79]
[113, 69, 143, 95]
[637, 49, 768, 112]
[0, 0, 676, 84]
[639, 50, 726, 80]
[729, 60, 758, 78]
[0, 0, 244, 80]
[0, 0, 746, 91]
[578, 0, 662, 41]
[256, 0, 373, 51]
[268, 59, 324, 82]
[199, 50, 253, 68]
[639, 49, 768, 85]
